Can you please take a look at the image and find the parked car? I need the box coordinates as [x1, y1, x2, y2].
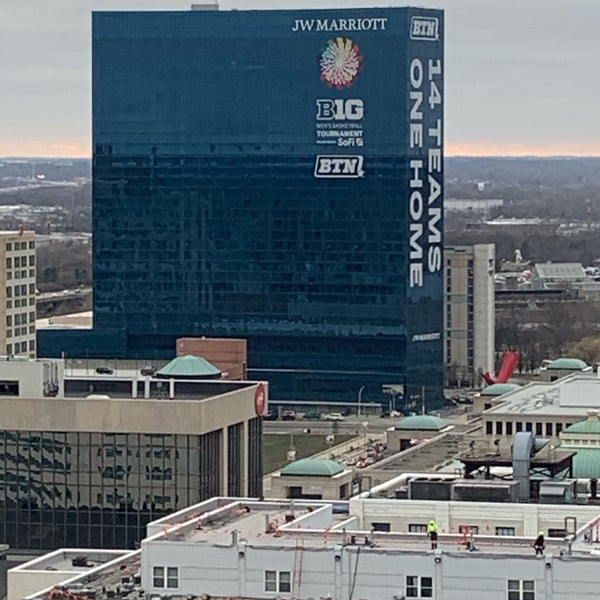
[140, 365, 156, 376]
[281, 410, 296, 421]
[95, 366, 114, 374]
[324, 412, 344, 421]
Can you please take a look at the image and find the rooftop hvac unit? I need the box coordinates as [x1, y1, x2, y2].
[539, 480, 576, 505]
[409, 478, 453, 501]
[452, 480, 520, 503]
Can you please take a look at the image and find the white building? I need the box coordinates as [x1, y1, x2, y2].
[0, 230, 36, 357]
[482, 372, 600, 447]
[12, 495, 600, 600]
[444, 244, 495, 387]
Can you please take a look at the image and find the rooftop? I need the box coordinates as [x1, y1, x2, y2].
[484, 373, 600, 417]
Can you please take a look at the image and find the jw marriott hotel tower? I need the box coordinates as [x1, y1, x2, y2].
[77, 7, 445, 406]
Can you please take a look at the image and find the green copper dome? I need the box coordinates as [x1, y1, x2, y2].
[394, 415, 447, 431]
[564, 413, 600, 434]
[547, 358, 587, 370]
[481, 383, 521, 396]
[155, 354, 222, 379]
[280, 458, 344, 477]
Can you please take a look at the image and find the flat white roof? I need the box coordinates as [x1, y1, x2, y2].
[485, 373, 600, 418]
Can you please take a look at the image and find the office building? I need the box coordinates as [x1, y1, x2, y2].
[0, 230, 36, 358]
[444, 244, 495, 387]
[0, 357, 265, 550]
[42, 7, 445, 407]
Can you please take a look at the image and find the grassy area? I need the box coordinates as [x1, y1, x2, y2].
[263, 433, 353, 475]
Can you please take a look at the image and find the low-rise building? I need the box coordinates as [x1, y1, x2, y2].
[0, 357, 266, 550]
[12, 494, 600, 600]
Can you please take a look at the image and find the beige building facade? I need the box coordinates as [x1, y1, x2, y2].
[0, 358, 267, 550]
[0, 230, 36, 357]
[444, 244, 495, 387]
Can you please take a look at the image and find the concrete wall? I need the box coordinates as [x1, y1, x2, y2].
[140, 536, 600, 600]
[0, 382, 259, 435]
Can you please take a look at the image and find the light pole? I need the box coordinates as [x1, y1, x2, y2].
[357, 385, 365, 418]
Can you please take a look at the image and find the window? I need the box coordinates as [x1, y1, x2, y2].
[535, 422, 543, 436]
[495, 421, 503, 435]
[506, 422, 513, 435]
[408, 523, 428, 533]
[496, 526, 515, 536]
[372, 522, 391, 532]
[5, 258, 11, 269]
[153, 566, 179, 589]
[508, 579, 535, 600]
[486, 421, 493, 434]
[525, 422, 532, 432]
[406, 575, 433, 598]
[265, 570, 291, 593]
[6, 243, 11, 251]
[555, 423, 563, 435]
[515, 422, 522, 432]
[458, 525, 479, 534]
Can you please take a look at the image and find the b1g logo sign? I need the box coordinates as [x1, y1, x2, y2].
[314, 155, 364, 178]
[316, 99, 364, 121]
[410, 16, 439, 41]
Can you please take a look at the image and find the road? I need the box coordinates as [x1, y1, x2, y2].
[264, 416, 397, 435]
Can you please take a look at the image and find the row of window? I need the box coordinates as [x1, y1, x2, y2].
[5, 242, 34, 251]
[6, 341, 34, 355]
[6, 312, 35, 326]
[485, 420, 574, 437]
[6, 298, 35, 309]
[6, 256, 35, 269]
[151, 567, 534, 600]
[6, 326, 35, 338]
[6, 284, 35, 297]
[5, 270, 35, 281]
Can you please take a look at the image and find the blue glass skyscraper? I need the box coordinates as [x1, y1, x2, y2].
[85, 7, 445, 407]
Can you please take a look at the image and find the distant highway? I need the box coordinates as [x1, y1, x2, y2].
[264, 417, 396, 435]
[38, 287, 92, 302]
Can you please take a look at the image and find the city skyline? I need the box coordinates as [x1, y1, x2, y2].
[1, 0, 599, 157]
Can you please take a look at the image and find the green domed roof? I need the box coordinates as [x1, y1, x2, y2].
[280, 458, 344, 477]
[156, 354, 222, 379]
[481, 383, 521, 396]
[547, 357, 587, 370]
[564, 413, 600, 434]
[394, 415, 447, 431]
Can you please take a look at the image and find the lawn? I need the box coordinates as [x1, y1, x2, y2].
[263, 433, 353, 475]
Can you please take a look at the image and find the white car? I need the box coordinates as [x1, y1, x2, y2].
[324, 412, 345, 421]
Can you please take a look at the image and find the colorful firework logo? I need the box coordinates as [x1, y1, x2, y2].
[320, 37, 363, 89]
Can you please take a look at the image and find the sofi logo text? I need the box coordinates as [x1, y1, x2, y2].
[316, 99, 364, 121]
[314, 155, 364, 178]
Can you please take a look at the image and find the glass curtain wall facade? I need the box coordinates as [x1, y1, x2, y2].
[0, 429, 226, 550]
[92, 8, 444, 407]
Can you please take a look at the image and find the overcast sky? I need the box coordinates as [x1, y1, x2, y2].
[1, 0, 599, 157]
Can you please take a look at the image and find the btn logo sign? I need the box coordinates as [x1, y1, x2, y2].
[410, 16, 439, 41]
[314, 155, 364, 178]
